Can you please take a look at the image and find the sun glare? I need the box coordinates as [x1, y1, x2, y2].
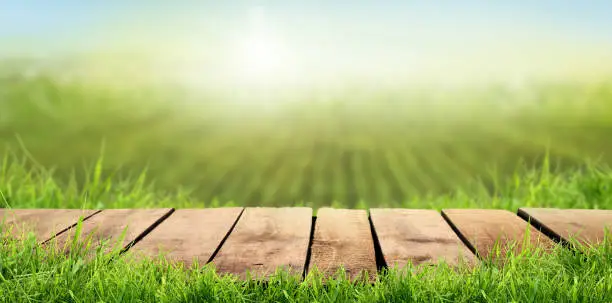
[241, 30, 284, 78]
[230, 6, 296, 87]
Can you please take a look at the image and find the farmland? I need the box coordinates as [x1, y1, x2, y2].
[2, 67, 612, 209]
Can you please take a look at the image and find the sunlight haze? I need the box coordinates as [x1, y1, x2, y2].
[2, 1, 612, 87]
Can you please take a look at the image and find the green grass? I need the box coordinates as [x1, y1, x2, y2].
[1, 150, 612, 210]
[1, 220, 611, 302]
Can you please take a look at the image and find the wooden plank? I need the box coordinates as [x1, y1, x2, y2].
[518, 208, 612, 246]
[50, 208, 173, 253]
[130, 208, 243, 267]
[0, 209, 99, 243]
[442, 209, 555, 261]
[370, 208, 476, 269]
[307, 208, 377, 282]
[210, 207, 312, 280]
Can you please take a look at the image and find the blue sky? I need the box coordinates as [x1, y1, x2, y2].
[1, 1, 611, 83]
[2, 1, 611, 44]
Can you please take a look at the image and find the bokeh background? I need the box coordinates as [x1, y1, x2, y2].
[2, 1, 612, 208]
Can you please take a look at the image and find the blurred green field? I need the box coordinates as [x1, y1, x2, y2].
[2, 69, 612, 208]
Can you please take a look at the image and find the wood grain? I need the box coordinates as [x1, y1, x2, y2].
[442, 209, 555, 261]
[0, 209, 99, 243]
[307, 208, 377, 282]
[518, 208, 612, 246]
[51, 208, 173, 253]
[210, 207, 312, 279]
[131, 208, 243, 267]
[370, 208, 476, 269]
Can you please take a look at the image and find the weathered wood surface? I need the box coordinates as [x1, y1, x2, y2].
[442, 209, 555, 261]
[370, 208, 476, 269]
[307, 208, 377, 282]
[131, 208, 243, 267]
[210, 207, 312, 279]
[51, 208, 173, 253]
[4, 206, 610, 280]
[518, 208, 612, 246]
[0, 209, 99, 243]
